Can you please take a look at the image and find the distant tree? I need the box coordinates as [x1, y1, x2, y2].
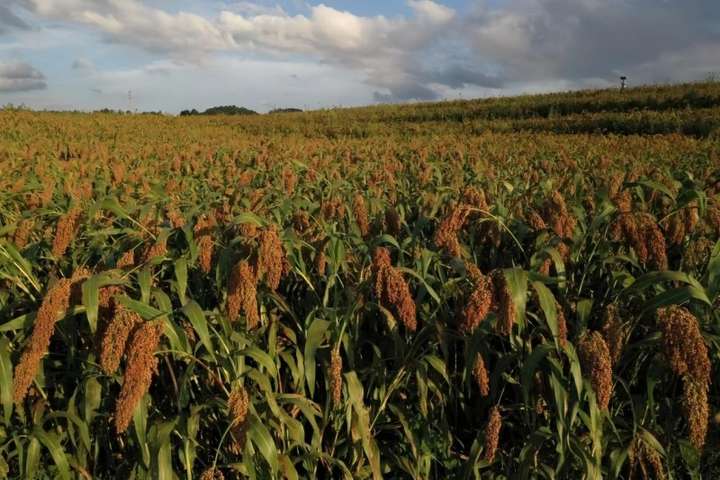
[202, 105, 258, 116]
[269, 108, 303, 114]
[179, 106, 257, 116]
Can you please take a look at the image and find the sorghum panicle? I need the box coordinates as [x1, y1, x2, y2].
[656, 306, 710, 386]
[461, 274, 494, 333]
[372, 247, 417, 332]
[330, 349, 343, 406]
[114, 320, 164, 434]
[256, 225, 285, 291]
[227, 385, 250, 455]
[99, 307, 141, 375]
[353, 194, 370, 238]
[433, 204, 469, 257]
[385, 206, 401, 237]
[194, 214, 216, 274]
[601, 304, 627, 366]
[483, 406, 502, 463]
[13, 219, 33, 249]
[683, 378, 709, 450]
[473, 353, 490, 397]
[227, 260, 259, 329]
[577, 331, 613, 411]
[52, 207, 82, 257]
[491, 270, 515, 336]
[13, 268, 89, 404]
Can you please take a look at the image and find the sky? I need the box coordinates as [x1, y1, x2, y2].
[0, 0, 718, 113]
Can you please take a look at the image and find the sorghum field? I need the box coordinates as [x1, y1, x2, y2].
[1, 82, 720, 479]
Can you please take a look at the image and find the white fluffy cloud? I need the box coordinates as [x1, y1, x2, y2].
[17, 0, 467, 99]
[0, 61, 46, 92]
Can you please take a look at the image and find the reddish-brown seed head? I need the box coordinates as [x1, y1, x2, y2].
[227, 260, 259, 329]
[461, 274, 494, 333]
[657, 306, 710, 386]
[114, 320, 164, 434]
[372, 247, 416, 332]
[330, 349, 343, 406]
[353, 194, 370, 238]
[52, 207, 82, 257]
[13, 268, 89, 404]
[256, 225, 285, 291]
[227, 385, 250, 455]
[483, 406, 502, 463]
[99, 307, 141, 375]
[473, 353, 490, 397]
[577, 331, 613, 411]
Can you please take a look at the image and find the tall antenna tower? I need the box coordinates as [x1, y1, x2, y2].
[128, 90, 133, 112]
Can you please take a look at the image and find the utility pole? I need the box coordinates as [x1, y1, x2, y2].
[620, 76, 627, 91]
[128, 90, 133, 113]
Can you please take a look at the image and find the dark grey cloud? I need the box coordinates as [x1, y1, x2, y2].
[0, 5, 28, 34]
[72, 58, 95, 71]
[465, 0, 720, 85]
[0, 62, 47, 92]
[374, 82, 438, 102]
[423, 65, 504, 89]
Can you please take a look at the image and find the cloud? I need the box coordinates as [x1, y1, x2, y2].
[0, 5, 29, 34]
[20, 0, 232, 55]
[12, 0, 720, 105]
[374, 82, 438, 102]
[464, 0, 720, 85]
[0, 62, 46, 92]
[72, 57, 94, 71]
[19, 0, 467, 100]
[229, 2, 287, 17]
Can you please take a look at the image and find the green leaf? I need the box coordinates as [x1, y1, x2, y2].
[520, 343, 554, 403]
[133, 395, 150, 467]
[0, 311, 35, 332]
[532, 281, 560, 348]
[81, 271, 124, 333]
[505, 268, 528, 329]
[138, 267, 152, 304]
[81, 276, 100, 333]
[32, 427, 71, 480]
[625, 270, 702, 293]
[641, 286, 712, 313]
[345, 371, 383, 480]
[181, 300, 215, 359]
[26, 437, 41, 479]
[678, 439, 700, 471]
[174, 258, 188, 305]
[304, 318, 330, 397]
[84, 376, 102, 423]
[240, 346, 278, 378]
[232, 211, 266, 227]
[153, 420, 177, 480]
[707, 239, 720, 297]
[115, 296, 166, 319]
[376, 234, 401, 250]
[0, 337, 13, 422]
[628, 180, 675, 200]
[247, 415, 279, 474]
[397, 267, 441, 305]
